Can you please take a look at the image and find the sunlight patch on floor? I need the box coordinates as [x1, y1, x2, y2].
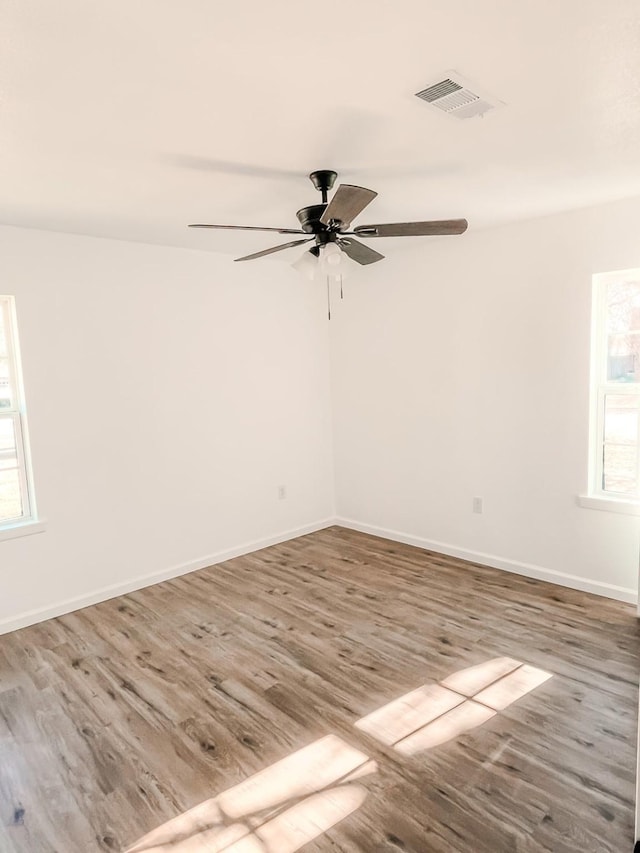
[253, 785, 367, 853]
[473, 664, 553, 710]
[355, 657, 553, 752]
[440, 656, 522, 696]
[126, 658, 553, 851]
[354, 683, 463, 745]
[125, 735, 372, 853]
[218, 734, 368, 819]
[394, 699, 496, 755]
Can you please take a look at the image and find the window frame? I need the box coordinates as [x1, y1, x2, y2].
[0, 295, 37, 530]
[587, 269, 640, 507]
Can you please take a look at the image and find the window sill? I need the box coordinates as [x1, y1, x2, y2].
[576, 495, 640, 516]
[0, 519, 47, 542]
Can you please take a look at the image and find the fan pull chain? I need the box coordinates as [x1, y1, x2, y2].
[327, 275, 331, 320]
[340, 274, 344, 300]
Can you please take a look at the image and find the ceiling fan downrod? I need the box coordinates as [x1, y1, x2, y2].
[309, 170, 337, 205]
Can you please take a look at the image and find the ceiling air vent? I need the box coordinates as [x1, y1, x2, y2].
[415, 71, 504, 119]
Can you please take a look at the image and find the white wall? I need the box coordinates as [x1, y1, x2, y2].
[330, 195, 640, 601]
[0, 225, 335, 631]
[2, 194, 638, 633]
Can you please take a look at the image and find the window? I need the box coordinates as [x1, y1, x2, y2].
[589, 269, 640, 503]
[0, 296, 36, 528]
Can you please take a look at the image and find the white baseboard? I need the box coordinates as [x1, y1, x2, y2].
[3, 515, 634, 635]
[0, 518, 336, 636]
[335, 517, 638, 604]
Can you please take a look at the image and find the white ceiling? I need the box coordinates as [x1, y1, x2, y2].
[3, 0, 640, 257]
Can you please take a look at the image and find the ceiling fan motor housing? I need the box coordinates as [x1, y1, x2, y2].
[295, 205, 340, 247]
[296, 204, 328, 234]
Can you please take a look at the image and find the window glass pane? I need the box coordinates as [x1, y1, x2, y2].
[0, 308, 7, 357]
[604, 395, 639, 444]
[0, 418, 21, 520]
[0, 416, 18, 461]
[0, 298, 31, 527]
[0, 469, 22, 521]
[0, 444, 17, 471]
[595, 272, 640, 497]
[603, 444, 638, 494]
[607, 333, 640, 382]
[0, 358, 11, 409]
[607, 279, 640, 334]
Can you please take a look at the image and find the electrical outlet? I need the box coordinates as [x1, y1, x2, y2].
[277, 485, 287, 500]
[472, 496, 483, 514]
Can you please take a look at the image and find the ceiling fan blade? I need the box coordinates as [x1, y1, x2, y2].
[189, 224, 306, 234]
[234, 238, 314, 262]
[354, 219, 468, 238]
[338, 238, 385, 266]
[320, 184, 377, 228]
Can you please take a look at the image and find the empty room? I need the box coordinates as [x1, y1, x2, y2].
[1, 2, 639, 852]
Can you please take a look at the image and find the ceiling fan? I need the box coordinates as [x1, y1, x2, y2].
[188, 169, 468, 268]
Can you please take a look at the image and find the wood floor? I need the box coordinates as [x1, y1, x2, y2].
[0, 526, 637, 852]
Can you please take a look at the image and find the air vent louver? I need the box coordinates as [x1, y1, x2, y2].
[416, 79, 463, 103]
[415, 72, 504, 119]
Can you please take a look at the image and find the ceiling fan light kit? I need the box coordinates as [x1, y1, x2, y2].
[189, 170, 468, 315]
[293, 243, 357, 280]
[321, 242, 343, 267]
[291, 247, 319, 280]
